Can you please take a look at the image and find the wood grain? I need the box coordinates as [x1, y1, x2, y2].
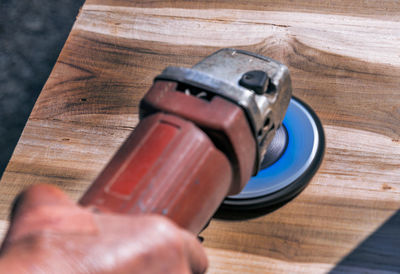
[0, 1, 399, 273]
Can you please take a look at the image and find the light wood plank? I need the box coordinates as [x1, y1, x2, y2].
[0, 1, 399, 272]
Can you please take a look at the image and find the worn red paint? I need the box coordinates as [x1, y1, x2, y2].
[107, 122, 178, 197]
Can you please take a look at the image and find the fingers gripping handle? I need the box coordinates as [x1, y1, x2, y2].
[79, 113, 233, 234]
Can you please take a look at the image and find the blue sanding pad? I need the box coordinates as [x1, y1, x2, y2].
[222, 97, 325, 210]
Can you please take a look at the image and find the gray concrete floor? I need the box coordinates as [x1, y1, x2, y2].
[0, 0, 84, 177]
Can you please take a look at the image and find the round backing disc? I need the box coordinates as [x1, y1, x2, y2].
[222, 97, 325, 210]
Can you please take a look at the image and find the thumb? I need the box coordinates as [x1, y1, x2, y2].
[10, 184, 75, 221]
[3, 184, 96, 247]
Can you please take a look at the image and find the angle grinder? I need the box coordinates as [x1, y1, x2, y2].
[80, 49, 324, 233]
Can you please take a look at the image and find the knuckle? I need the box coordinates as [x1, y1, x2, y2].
[147, 216, 185, 252]
[18, 205, 54, 223]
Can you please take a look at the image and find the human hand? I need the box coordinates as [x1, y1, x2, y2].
[0, 184, 208, 273]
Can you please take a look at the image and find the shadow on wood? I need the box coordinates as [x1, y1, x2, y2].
[330, 210, 400, 273]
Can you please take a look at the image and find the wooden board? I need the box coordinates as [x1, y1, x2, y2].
[1, 1, 399, 272]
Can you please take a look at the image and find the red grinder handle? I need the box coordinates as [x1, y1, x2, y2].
[79, 113, 233, 234]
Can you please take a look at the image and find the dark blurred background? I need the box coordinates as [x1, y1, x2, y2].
[0, 0, 84, 178]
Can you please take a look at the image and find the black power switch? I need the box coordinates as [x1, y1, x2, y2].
[239, 70, 269, 95]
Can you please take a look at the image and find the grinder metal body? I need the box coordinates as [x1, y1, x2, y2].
[80, 49, 292, 234]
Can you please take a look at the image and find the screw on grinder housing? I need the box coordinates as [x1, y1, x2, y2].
[79, 49, 292, 234]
